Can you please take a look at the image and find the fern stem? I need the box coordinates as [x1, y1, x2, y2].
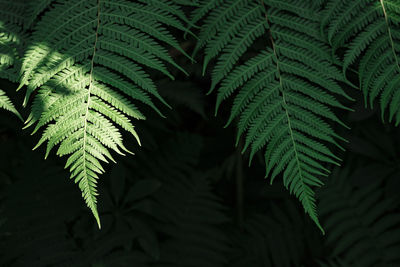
[82, 0, 102, 229]
[259, 0, 324, 233]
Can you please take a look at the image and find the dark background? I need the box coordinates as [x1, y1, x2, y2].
[1, 46, 400, 266]
[0, 2, 400, 263]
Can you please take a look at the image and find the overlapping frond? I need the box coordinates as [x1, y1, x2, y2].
[319, 168, 400, 266]
[322, 0, 400, 124]
[16, 0, 189, 227]
[193, 0, 350, 230]
[0, 89, 22, 120]
[0, 21, 24, 120]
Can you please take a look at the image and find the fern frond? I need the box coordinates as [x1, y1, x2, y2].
[322, 0, 400, 124]
[0, 22, 23, 120]
[16, 0, 189, 227]
[319, 168, 400, 266]
[0, 89, 22, 120]
[193, 0, 350, 231]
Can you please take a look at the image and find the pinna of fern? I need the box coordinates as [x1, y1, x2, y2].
[191, 0, 352, 232]
[0, 21, 24, 120]
[14, 0, 191, 228]
[321, 0, 400, 125]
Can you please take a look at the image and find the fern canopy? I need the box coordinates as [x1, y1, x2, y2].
[12, 0, 189, 227]
[192, 0, 350, 231]
[322, 0, 400, 124]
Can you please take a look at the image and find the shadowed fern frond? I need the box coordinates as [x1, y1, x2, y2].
[192, 0, 350, 231]
[321, 0, 400, 124]
[13, 0, 190, 228]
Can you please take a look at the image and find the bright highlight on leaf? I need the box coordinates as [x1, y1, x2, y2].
[322, 0, 400, 124]
[9, 0, 190, 227]
[0, 89, 22, 120]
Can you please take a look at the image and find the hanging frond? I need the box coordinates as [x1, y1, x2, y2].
[16, 0, 190, 227]
[192, 0, 350, 231]
[322, 0, 400, 124]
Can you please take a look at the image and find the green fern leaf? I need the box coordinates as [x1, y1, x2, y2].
[15, 0, 189, 228]
[193, 0, 350, 231]
[0, 89, 22, 120]
[322, 0, 400, 124]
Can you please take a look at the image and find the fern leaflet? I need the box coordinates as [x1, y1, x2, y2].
[322, 0, 400, 124]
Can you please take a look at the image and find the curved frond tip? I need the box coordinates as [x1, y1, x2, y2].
[17, 0, 189, 226]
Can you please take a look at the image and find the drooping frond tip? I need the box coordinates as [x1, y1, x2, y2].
[0, 89, 23, 121]
[15, 0, 190, 226]
[192, 0, 349, 231]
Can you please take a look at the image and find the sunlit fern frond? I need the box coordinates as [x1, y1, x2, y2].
[15, 0, 190, 227]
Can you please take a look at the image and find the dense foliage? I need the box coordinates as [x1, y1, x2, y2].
[0, 0, 399, 266]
